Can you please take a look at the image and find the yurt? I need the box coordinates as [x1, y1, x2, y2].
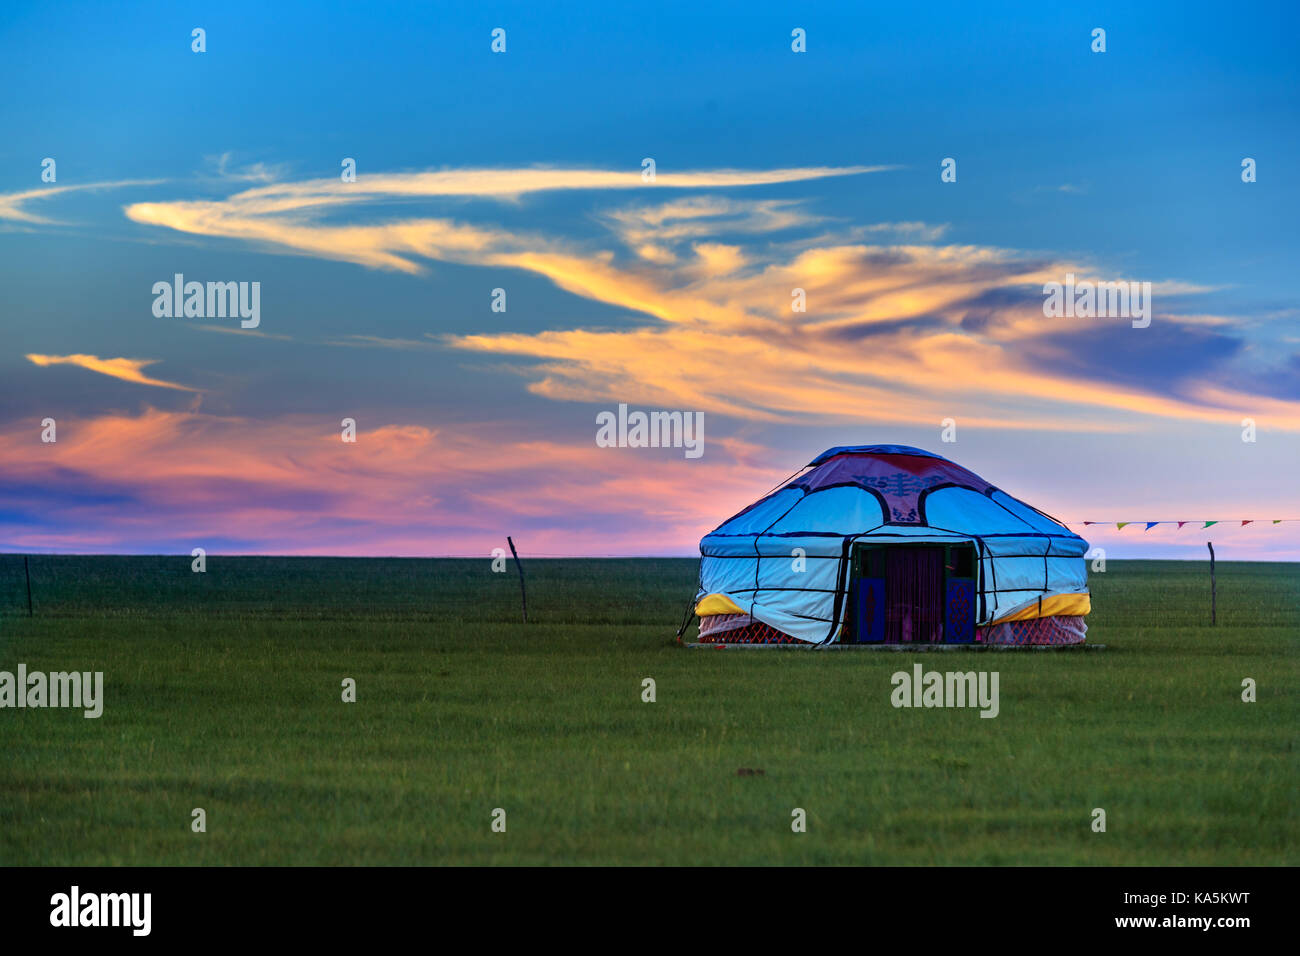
[693, 445, 1090, 646]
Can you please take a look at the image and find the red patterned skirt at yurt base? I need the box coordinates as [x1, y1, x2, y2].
[698, 612, 1088, 645]
[977, 615, 1086, 645]
[697, 613, 803, 644]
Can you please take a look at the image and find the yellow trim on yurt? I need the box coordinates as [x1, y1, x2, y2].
[695, 593, 746, 616]
[990, 592, 1091, 625]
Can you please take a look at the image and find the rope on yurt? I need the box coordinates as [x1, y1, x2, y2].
[756, 463, 812, 500]
[674, 556, 706, 640]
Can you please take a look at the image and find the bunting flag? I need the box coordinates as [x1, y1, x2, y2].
[1062, 518, 1297, 529]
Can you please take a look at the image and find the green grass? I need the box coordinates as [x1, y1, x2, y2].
[0, 557, 1295, 865]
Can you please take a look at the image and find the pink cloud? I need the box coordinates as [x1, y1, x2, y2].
[0, 408, 781, 556]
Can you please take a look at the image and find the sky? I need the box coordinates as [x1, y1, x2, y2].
[1, 0, 1297, 560]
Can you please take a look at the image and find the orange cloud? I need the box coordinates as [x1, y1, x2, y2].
[26, 354, 198, 391]
[123, 164, 884, 273]
[448, 239, 1300, 432]
[113, 163, 1300, 433]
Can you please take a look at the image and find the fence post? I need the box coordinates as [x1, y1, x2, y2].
[1207, 541, 1216, 626]
[507, 536, 527, 623]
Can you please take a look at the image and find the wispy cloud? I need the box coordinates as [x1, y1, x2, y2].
[0, 180, 161, 225]
[123, 164, 886, 272]
[191, 324, 293, 341]
[204, 152, 289, 184]
[116, 162, 1300, 433]
[448, 239, 1300, 431]
[26, 354, 199, 391]
[322, 334, 440, 350]
[602, 196, 824, 251]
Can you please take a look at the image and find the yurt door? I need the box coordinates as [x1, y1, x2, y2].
[884, 546, 945, 643]
[852, 545, 945, 643]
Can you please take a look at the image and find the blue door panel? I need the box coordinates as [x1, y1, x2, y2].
[857, 578, 886, 642]
[945, 579, 975, 643]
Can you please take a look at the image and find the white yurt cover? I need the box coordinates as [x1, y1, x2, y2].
[695, 445, 1090, 644]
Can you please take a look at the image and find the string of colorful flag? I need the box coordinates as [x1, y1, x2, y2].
[1064, 519, 1299, 531]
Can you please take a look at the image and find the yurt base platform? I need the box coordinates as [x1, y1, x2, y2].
[686, 642, 1106, 651]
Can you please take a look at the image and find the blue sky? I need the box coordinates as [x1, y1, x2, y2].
[1, 1, 1297, 557]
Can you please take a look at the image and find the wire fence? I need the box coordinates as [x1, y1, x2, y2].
[0, 554, 700, 625]
[0, 553, 1292, 630]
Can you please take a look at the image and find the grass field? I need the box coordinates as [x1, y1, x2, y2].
[0, 555, 1295, 865]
